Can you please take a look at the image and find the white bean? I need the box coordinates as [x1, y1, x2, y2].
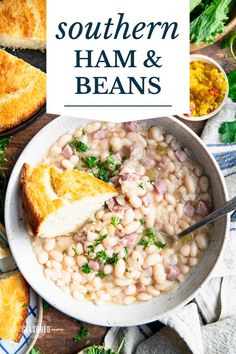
[50, 250, 63, 263]
[184, 175, 196, 194]
[190, 242, 198, 257]
[125, 285, 136, 295]
[179, 244, 191, 257]
[144, 254, 161, 267]
[149, 126, 163, 142]
[179, 265, 189, 275]
[123, 221, 140, 235]
[131, 251, 144, 267]
[57, 134, 72, 148]
[137, 293, 152, 301]
[61, 159, 74, 169]
[153, 264, 166, 284]
[115, 277, 133, 286]
[110, 136, 122, 152]
[115, 259, 126, 278]
[189, 257, 198, 267]
[123, 209, 135, 226]
[124, 296, 136, 304]
[104, 264, 113, 275]
[196, 234, 208, 250]
[129, 195, 142, 209]
[38, 250, 48, 264]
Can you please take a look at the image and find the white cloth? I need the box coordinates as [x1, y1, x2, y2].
[105, 99, 236, 354]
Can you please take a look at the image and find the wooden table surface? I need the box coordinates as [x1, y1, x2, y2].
[3, 38, 236, 354]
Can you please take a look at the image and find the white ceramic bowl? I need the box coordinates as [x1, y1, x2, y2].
[4, 116, 229, 326]
[179, 54, 229, 122]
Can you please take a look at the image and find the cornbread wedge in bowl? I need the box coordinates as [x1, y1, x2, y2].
[21, 164, 117, 238]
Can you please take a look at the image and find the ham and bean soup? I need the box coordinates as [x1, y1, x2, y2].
[34, 121, 212, 305]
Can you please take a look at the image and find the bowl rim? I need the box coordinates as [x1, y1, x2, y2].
[4, 115, 230, 326]
[179, 54, 229, 122]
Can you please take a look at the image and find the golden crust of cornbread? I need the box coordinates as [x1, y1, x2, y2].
[21, 164, 117, 237]
[0, 50, 46, 132]
[0, 270, 30, 342]
[0, 0, 46, 43]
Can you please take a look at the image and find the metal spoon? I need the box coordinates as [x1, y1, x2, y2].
[176, 196, 236, 239]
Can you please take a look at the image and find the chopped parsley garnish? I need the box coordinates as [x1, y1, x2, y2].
[106, 254, 119, 265]
[155, 241, 167, 249]
[96, 250, 119, 265]
[110, 216, 120, 226]
[139, 228, 167, 249]
[89, 234, 107, 252]
[109, 146, 113, 153]
[81, 264, 91, 274]
[138, 182, 144, 189]
[140, 218, 145, 226]
[82, 128, 86, 136]
[97, 271, 106, 279]
[82, 156, 99, 168]
[96, 250, 107, 262]
[73, 324, 89, 342]
[62, 249, 67, 255]
[69, 139, 89, 152]
[82, 154, 121, 182]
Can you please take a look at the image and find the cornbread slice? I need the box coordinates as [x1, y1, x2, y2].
[0, 270, 30, 342]
[21, 164, 118, 238]
[0, 0, 46, 50]
[0, 50, 46, 132]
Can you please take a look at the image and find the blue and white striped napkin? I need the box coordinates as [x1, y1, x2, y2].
[105, 99, 236, 354]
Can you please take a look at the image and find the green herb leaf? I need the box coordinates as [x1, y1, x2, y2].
[139, 228, 167, 249]
[81, 264, 91, 274]
[29, 348, 41, 354]
[219, 121, 236, 143]
[221, 31, 236, 60]
[42, 300, 51, 310]
[89, 234, 107, 252]
[73, 325, 89, 343]
[138, 182, 144, 189]
[96, 250, 108, 262]
[84, 338, 125, 354]
[82, 128, 86, 136]
[69, 139, 89, 152]
[72, 246, 79, 255]
[227, 70, 236, 102]
[190, 0, 232, 45]
[140, 218, 146, 226]
[82, 156, 99, 168]
[155, 241, 167, 249]
[97, 271, 106, 279]
[106, 254, 119, 265]
[110, 216, 121, 226]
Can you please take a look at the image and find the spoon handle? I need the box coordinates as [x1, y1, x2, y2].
[177, 196, 236, 239]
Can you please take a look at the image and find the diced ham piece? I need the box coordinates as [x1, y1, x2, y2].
[195, 201, 209, 217]
[158, 162, 166, 171]
[106, 198, 115, 211]
[121, 173, 137, 182]
[121, 233, 138, 248]
[93, 129, 107, 139]
[140, 158, 155, 169]
[166, 266, 180, 281]
[124, 121, 140, 132]
[154, 179, 167, 194]
[113, 205, 125, 212]
[141, 195, 150, 207]
[184, 203, 195, 217]
[88, 261, 99, 271]
[175, 149, 188, 162]
[136, 283, 146, 293]
[62, 144, 73, 159]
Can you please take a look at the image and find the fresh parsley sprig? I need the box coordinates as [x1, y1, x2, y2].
[139, 228, 166, 249]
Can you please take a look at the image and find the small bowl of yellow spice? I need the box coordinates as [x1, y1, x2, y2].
[180, 54, 229, 121]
